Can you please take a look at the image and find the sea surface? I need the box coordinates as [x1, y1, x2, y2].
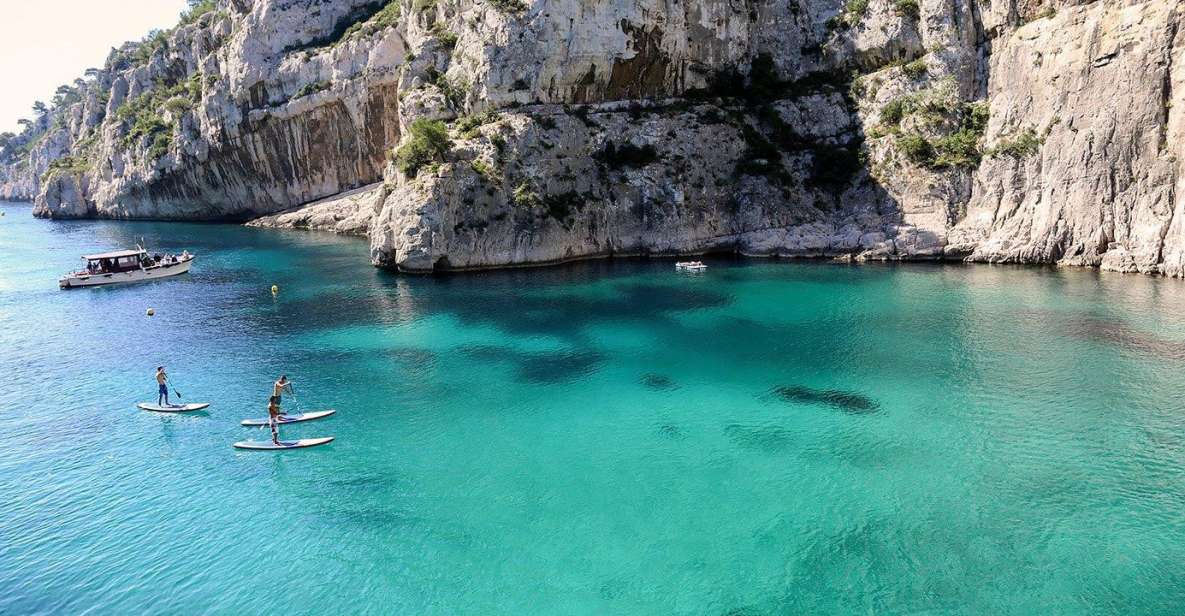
[1, 201, 1184, 614]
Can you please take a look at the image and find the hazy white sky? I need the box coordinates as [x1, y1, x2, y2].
[0, 0, 188, 133]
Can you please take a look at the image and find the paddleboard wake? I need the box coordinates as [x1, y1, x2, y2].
[137, 402, 210, 413]
[240, 409, 336, 426]
[233, 437, 334, 450]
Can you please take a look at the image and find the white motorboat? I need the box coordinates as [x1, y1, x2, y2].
[675, 261, 707, 271]
[59, 248, 194, 289]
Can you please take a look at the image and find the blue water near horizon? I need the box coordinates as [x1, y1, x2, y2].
[1, 200, 1185, 614]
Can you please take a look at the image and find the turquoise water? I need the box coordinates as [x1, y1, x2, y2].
[2, 201, 1185, 614]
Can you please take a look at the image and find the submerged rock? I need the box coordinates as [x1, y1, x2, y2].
[641, 373, 677, 390]
[772, 385, 880, 414]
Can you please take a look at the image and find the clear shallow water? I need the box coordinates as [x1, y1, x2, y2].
[1, 201, 1185, 615]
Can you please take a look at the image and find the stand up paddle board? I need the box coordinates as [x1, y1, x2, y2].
[233, 437, 334, 450]
[240, 409, 336, 426]
[137, 402, 210, 413]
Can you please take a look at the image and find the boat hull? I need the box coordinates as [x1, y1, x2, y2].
[59, 257, 194, 289]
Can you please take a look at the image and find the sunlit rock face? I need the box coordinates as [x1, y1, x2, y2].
[10, 0, 1185, 276]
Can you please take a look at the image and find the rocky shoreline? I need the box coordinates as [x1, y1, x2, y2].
[1, 0, 1181, 276]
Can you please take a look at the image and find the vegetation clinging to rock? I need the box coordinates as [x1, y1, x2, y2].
[828, 0, 870, 30]
[891, 100, 991, 170]
[487, 0, 527, 13]
[990, 128, 1043, 159]
[394, 119, 452, 178]
[893, 0, 920, 20]
[114, 75, 201, 160]
[179, 0, 217, 27]
[288, 0, 400, 51]
[902, 58, 927, 79]
[455, 109, 500, 138]
[295, 81, 331, 98]
[431, 23, 458, 49]
[470, 159, 500, 184]
[513, 181, 541, 208]
[43, 155, 91, 181]
[896, 132, 935, 165]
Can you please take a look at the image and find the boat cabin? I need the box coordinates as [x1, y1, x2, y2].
[82, 249, 149, 274]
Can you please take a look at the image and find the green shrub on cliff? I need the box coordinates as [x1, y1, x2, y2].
[990, 128, 1042, 159]
[488, 0, 527, 13]
[148, 132, 174, 161]
[889, 99, 989, 169]
[132, 30, 170, 64]
[932, 129, 982, 168]
[902, 58, 927, 79]
[828, 0, 869, 30]
[295, 81, 331, 98]
[339, 1, 401, 44]
[879, 97, 908, 126]
[163, 95, 193, 114]
[456, 110, 500, 138]
[284, 1, 399, 51]
[431, 23, 458, 49]
[893, 0, 920, 20]
[114, 76, 202, 159]
[43, 155, 91, 181]
[513, 182, 541, 208]
[896, 132, 934, 165]
[470, 160, 500, 184]
[180, 0, 217, 26]
[395, 119, 452, 178]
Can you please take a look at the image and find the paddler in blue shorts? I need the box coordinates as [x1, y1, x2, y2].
[156, 366, 170, 407]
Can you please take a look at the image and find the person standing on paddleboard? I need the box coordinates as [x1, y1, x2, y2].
[267, 397, 282, 445]
[271, 375, 293, 418]
[156, 367, 170, 407]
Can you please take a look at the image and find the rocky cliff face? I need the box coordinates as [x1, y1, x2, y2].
[5, 0, 1182, 276]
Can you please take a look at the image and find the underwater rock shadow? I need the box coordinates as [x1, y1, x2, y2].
[459, 344, 604, 385]
[655, 422, 685, 440]
[279, 346, 438, 370]
[770, 385, 880, 414]
[1060, 314, 1185, 362]
[423, 282, 734, 341]
[641, 373, 678, 390]
[724, 422, 797, 453]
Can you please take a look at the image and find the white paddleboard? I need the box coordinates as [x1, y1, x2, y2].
[137, 402, 210, 413]
[233, 437, 334, 450]
[240, 409, 336, 426]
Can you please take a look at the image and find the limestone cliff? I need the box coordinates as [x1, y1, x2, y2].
[3, 0, 1181, 276]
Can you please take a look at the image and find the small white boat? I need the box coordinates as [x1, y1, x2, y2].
[675, 261, 707, 271]
[59, 248, 194, 289]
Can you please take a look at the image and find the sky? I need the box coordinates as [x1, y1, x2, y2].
[0, 0, 189, 133]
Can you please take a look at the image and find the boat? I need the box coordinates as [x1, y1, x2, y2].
[59, 247, 194, 289]
[675, 261, 707, 271]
